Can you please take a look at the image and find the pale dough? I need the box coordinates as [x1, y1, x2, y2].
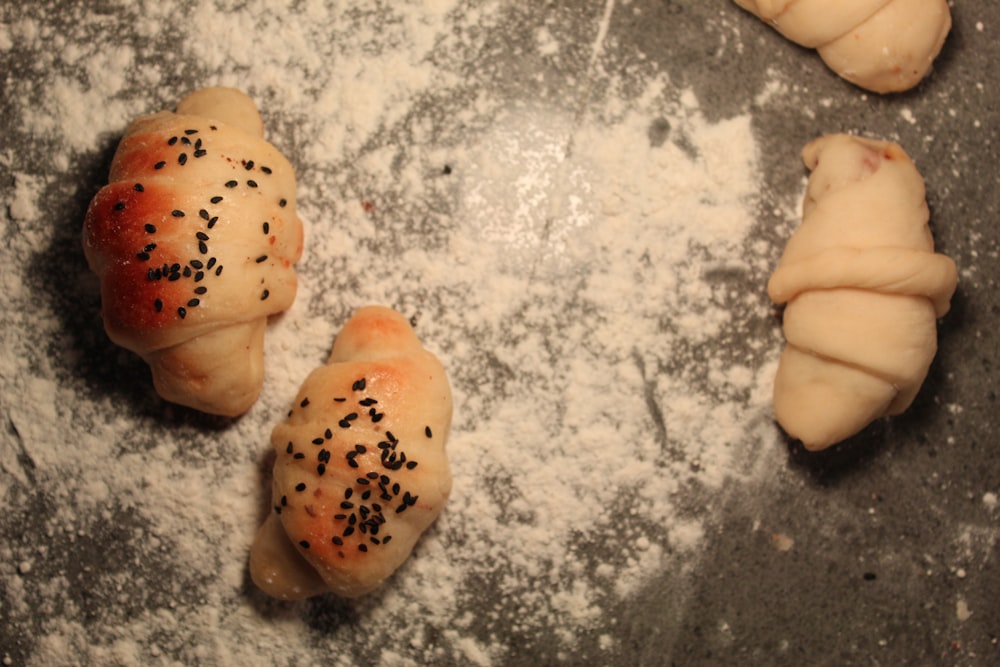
[767, 134, 957, 450]
[734, 0, 951, 93]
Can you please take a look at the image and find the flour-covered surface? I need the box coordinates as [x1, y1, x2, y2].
[1, 1, 998, 665]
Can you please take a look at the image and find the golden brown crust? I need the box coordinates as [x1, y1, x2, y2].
[82, 87, 303, 416]
[250, 306, 453, 599]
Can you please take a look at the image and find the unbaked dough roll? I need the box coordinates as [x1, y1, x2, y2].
[733, 0, 951, 93]
[83, 87, 304, 416]
[249, 306, 453, 599]
[767, 134, 957, 450]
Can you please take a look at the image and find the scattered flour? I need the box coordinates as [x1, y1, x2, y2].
[0, 1, 790, 665]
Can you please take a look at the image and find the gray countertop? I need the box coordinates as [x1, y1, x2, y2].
[1, 1, 998, 665]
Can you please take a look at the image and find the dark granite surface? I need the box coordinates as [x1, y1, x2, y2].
[1, 1, 997, 665]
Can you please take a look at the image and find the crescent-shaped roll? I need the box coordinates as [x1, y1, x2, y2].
[249, 306, 453, 599]
[733, 0, 951, 93]
[83, 87, 304, 417]
[767, 134, 957, 451]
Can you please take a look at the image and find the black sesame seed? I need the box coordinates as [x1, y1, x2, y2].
[194, 271, 204, 282]
[341, 501, 354, 510]
[143, 243, 156, 252]
[395, 504, 407, 514]
[406, 461, 418, 470]
[317, 464, 326, 475]
[184, 129, 198, 135]
[244, 160, 254, 170]
[215, 265, 223, 276]
[255, 255, 268, 263]
[208, 217, 218, 229]
[348, 459, 359, 469]
[199, 209, 210, 220]
[154, 161, 166, 170]
[190, 259, 204, 269]
[339, 419, 352, 428]
[144, 224, 156, 233]
[366, 472, 379, 480]
[196, 232, 209, 241]
[199, 241, 208, 254]
[295, 483, 306, 492]
[194, 286, 207, 295]
[300, 398, 310, 407]
[168, 137, 178, 146]
[261, 166, 272, 174]
[279, 198, 288, 207]
[154, 299, 163, 312]
[136, 252, 150, 261]
[293, 453, 304, 460]
[371, 413, 384, 423]
[345, 488, 353, 499]
[206, 257, 217, 269]
[352, 379, 366, 391]
[383, 535, 392, 544]
[114, 201, 126, 211]
[312, 437, 324, 445]
[274, 506, 281, 514]
[281, 495, 287, 506]
[355, 445, 366, 454]
[262, 222, 270, 234]
[172, 210, 185, 217]
[134, 183, 144, 192]
[334, 397, 347, 402]
[178, 153, 188, 165]
[286, 442, 294, 454]
[425, 426, 433, 438]
[187, 298, 200, 308]
[299, 540, 310, 549]
[332, 536, 343, 546]
[210, 196, 223, 204]
[261, 290, 270, 301]
[182, 266, 192, 278]
[343, 526, 355, 537]
[225, 180, 238, 188]
[247, 180, 258, 188]
[358, 544, 368, 553]
[177, 307, 187, 319]
[334, 514, 347, 520]
[168, 272, 180, 282]
[194, 149, 207, 158]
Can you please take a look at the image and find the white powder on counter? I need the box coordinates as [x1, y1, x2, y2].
[2, 1, 787, 666]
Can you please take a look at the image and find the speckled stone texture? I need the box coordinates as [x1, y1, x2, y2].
[1, 1, 997, 666]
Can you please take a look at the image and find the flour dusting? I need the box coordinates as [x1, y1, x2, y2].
[1, 1, 785, 665]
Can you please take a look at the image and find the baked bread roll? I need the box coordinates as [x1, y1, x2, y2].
[249, 306, 453, 599]
[83, 87, 303, 416]
[733, 0, 951, 93]
[767, 134, 957, 451]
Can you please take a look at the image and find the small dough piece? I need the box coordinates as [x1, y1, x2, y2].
[249, 306, 453, 599]
[733, 0, 951, 93]
[83, 87, 304, 416]
[767, 134, 957, 451]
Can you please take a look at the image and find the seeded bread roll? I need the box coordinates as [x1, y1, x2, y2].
[249, 306, 453, 599]
[767, 134, 957, 450]
[83, 87, 303, 416]
[733, 0, 951, 93]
